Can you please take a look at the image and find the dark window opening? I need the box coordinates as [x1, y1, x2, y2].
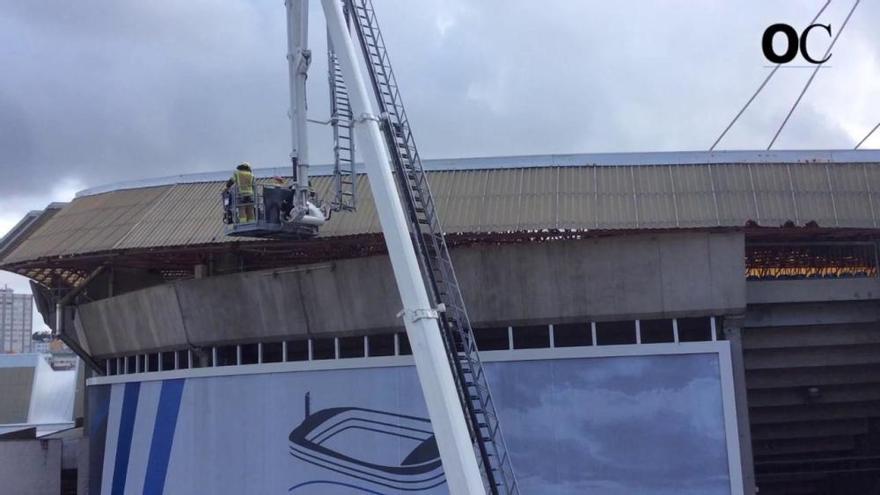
[160, 352, 175, 371]
[215, 346, 237, 366]
[398, 333, 412, 355]
[596, 320, 636, 345]
[106, 359, 117, 375]
[126, 356, 136, 374]
[286, 340, 309, 361]
[312, 338, 335, 360]
[61, 468, 77, 495]
[474, 327, 509, 351]
[368, 334, 395, 357]
[678, 317, 712, 342]
[192, 349, 212, 368]
[513, 325, 550, 349]
[640, 319, 674, 344]
[262, 342, 283, 363]
[240, 343, 259, 364]
[176, 350, 190, 369]
[339, 336, 365, 358]
[147, 353, 159, 372]
[553, 323, 592, 347]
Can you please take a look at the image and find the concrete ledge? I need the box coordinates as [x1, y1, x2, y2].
[747, 278, 880, 305]
[75, 232, 747, 357]
[744, 300, 880, 328]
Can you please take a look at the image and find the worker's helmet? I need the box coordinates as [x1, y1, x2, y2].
[237, 162, 252, 171]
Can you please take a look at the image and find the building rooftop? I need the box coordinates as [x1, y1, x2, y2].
[2, 149, 880, 287]
[75, 149, 880, 197]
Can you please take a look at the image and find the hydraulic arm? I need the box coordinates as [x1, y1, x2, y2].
[285, 1, 520, 493]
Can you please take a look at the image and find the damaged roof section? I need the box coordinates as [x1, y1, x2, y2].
[2, 151, 880, 275]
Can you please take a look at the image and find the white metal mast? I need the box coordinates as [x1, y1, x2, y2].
[286, 0, 311, 208]
[316, 1, 488, 493]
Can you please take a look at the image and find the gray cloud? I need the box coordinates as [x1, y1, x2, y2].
[1, 0, 878, 205]
[489, 355, 731, 495]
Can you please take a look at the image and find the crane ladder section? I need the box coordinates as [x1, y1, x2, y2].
[346, 1, 519, 493]
[328, 18, 357, 212]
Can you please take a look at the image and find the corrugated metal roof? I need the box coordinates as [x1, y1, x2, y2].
[73, 149, 880, 198]
[5, 186, 172, 263]
[4, 158, 880, 265]
[0, 204, 65, 260]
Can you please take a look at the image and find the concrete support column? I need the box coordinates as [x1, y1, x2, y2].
[724, 315, 756, 495]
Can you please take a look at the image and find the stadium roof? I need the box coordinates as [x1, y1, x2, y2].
[76, 149, 880, 197]
[2, 149, 880, 285]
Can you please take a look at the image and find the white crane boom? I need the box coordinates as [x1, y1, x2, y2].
[277, 1, 520, 493]
[317, 1, 487, 493]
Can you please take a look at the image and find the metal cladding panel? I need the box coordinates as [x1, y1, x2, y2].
[518, 167, 559, 231]
[557, 166, 596, 230]
[712, 165, 759, 226]
[118, 182, 225, 248]
[865, 165, 880, 227]
[5, 159, 880, 267]
[633, 165, 678, 228]
[789, 163, 837, 227]
[320, 175, 377, 237]
[0, 208, 61, 261]
[0, 367, 34, 424]
[2, 186, 172, 263]
[428, 169, 459, 232]
[830, 164, 875, 228]
[482, 168, 523, 232]
[596, 166, 637, 229]
[751, 164, 796, 226]
[435, 170, 489, 233]
[671, 165, 719, 227]
[310, 174, 334, 204]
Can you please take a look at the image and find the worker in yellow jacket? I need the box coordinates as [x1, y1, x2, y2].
[225, 162, 256, 223]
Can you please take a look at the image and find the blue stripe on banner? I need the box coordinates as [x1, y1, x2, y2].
[111, 382, 141, 495]
[143, 379, 186, 495]
[88, 385, 111, 495]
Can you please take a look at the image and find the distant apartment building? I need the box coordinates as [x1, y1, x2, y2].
[0, 286, 33, 353]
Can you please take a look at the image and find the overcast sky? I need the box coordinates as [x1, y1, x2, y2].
[1, 0, 878, 329]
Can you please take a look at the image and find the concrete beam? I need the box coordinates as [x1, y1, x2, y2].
[750, 400, 880, 425]
[753, 435, 855, 457]
[75, 284, 189, 356]
[744, 344, 880, 370]
[744, 301, 880, 328]
[747, 278, 880, 305]
[750, 418, 869, 441]
[73, 232, 747, 357]
[746, 364, 880, 390]
[743, 323, 880, 350]
[748, 384, 880, 408]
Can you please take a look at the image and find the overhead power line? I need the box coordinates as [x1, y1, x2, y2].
[855, 122, 880, 149]
[767, 0, 861, 150]
[709, 0, 832, 152]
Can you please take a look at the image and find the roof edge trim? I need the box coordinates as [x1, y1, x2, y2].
[75, 149, 880, 198]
